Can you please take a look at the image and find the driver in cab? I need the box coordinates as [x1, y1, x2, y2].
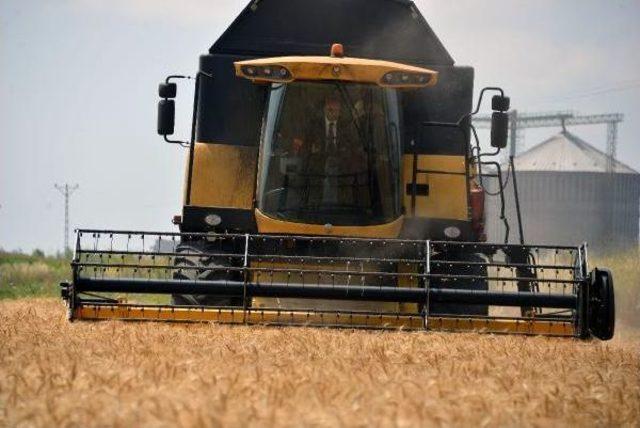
[296, 94, 365, 205]
[291, 94, 355, 156]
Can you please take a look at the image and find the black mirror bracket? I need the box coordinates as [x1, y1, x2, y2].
[158, 75, 193, 147]
[466, 87, 511, 151]
[163, 134, 189, 147]
[165, 75, 192, 85]
[470, 87, 509, 116]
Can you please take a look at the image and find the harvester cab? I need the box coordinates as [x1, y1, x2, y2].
[61, 0, 615, 340]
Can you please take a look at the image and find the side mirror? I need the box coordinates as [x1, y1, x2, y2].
[491, 111, 509, 149]
[157, 81, 177, 136]
[158, 82, 177, 98]
[156, 75, 193, 146]
[492, 95, 510, 112]
[157, 99, 175, 135]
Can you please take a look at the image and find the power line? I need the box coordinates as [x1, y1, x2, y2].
[55, 183, 79, 254]
[536, 80, 640, 103]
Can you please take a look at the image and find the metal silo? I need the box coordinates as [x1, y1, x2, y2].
[485, 130, 640, 252]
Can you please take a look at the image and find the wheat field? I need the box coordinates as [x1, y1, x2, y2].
[1, 299, 639, 427]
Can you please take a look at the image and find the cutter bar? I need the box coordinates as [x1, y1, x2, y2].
[74, 303, 576, 337]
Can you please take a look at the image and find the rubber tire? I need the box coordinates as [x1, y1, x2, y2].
[428, 253, 489, 316]
[589, 268, 615, 341]
[171, 242, 244, 307]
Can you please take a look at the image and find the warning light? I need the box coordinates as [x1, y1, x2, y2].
[330, 43, 344, 58]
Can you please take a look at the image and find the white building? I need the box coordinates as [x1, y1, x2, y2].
[485, 130, 640, 251]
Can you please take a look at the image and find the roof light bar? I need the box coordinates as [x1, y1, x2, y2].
[381, 71, 432, 87]
[241, 65, 292, 82]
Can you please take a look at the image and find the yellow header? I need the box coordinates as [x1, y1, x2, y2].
[234, 55, 438, 88]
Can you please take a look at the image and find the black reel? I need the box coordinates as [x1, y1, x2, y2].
[588, 268, 615, 340]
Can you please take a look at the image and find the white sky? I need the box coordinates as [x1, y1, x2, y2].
[1, 0, 639, 254]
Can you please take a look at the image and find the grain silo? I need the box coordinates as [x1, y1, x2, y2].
[485, 130, 640, 251]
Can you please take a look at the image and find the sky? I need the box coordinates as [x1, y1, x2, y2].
[1, 0, 639, 254]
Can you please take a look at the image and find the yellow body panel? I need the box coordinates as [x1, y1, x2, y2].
[255, 208, 404, 238]
[402, 154, 469, 221]
[188, 143, 257, 208]
[75, 305, 576, 337]
[235, 56, 438, 88]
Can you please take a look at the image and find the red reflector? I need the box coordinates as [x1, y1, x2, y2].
[470, 184, 486, 241]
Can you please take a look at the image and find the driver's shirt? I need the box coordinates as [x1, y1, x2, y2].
[325, 118, 337, 150]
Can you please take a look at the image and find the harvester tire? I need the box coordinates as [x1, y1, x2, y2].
[171, 242, 244, 307]
[588, 268, 615, 341]
[429, 253, 489, 316]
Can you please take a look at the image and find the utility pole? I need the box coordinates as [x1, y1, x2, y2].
[606, 121, 618, 173]
[55, 183, 79, 254]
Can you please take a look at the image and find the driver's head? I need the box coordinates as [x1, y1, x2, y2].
[324, 95, 341, 121]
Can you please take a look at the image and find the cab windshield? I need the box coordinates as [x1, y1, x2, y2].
[258, 81, 402, 226]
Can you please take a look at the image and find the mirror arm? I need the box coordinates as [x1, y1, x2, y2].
[454, 86, 507, 127]
[160, 75, 198, 147]
[469, 87, 505, 117]
[165, 75, 191, 84]
[459, 86, 511, 151]
[164, 135, 190, 148]
[163, 71, 213, 147]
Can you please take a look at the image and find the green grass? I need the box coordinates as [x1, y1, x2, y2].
[0, 252, 70, 300]
[0, 251, 173, 304]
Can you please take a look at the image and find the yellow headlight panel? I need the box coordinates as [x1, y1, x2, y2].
[235, 55, 438, 88]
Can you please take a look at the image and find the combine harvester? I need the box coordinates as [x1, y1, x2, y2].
[61, 0, 615, 340]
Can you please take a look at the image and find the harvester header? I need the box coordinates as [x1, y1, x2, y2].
[63, 230, 613, 339]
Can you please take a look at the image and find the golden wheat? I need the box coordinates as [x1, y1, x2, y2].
[0, 299, 638, 427]
[591, 249, 640, 328]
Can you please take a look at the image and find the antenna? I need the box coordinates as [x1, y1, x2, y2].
[55, 183, 79, 254]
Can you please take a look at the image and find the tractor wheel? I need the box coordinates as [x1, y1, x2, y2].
[428, 253, 489, 316]
[588, 268, 615, 340]
[171, 242, 245, 307]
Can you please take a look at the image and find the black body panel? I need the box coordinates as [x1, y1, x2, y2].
[196, 2, 474, 153]
[210, 0, 453, 66]
[182, 206, 258, 233]
[402, 66, 474, 156]
[196, 54, 267, 145]
[399, 218, 474, 241]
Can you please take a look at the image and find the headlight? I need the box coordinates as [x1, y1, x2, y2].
[444, 226, 461, 239]
[204, 214, 222, 227]
[241, 65, 291, 81]
[380, 71, 432, 86]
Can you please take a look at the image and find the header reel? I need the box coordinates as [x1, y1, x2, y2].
[61, 230, 614, 340]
